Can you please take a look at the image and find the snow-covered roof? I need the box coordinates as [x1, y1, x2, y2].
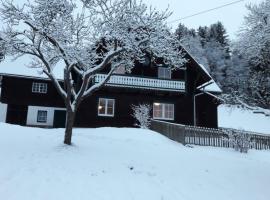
[197, 80, 222, 93]
[199, 64, 211, 78]
[0, 56, 64, 79]
[204, 81, 222, 93]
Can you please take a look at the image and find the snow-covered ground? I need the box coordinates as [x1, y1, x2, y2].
[218, 105, 270, 134]
[0, 123, 269, 200]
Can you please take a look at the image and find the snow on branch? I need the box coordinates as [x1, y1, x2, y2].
[131, 104, 151, 129]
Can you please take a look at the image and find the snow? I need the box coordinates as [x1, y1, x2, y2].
[219, 105, 270, 134]
[203, 81, 222, 93]
[0, 56, 64, 79]
[0, 123, 270, 200]
[0, 103, 7, 122]
[198, 80, 222, 93]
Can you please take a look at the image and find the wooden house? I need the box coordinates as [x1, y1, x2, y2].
[0, 52, 222, 128]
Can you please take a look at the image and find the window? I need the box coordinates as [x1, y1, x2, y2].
[113, 65, 126, 74]
[37, 110, 47, 123]
[158, 67, 171, 79]
[32, 82, 47, 93]
[153, 103, 174, 120]
[98, 98, 115, 117]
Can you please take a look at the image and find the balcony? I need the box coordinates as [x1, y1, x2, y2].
[95, 74, 185, 92]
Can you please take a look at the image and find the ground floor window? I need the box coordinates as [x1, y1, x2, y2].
[98, 98, 115, 117]
[37, 110, 48, 123]
[153, 103, 174, 120]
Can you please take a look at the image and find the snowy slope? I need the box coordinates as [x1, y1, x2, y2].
[218, 105, 270, 134]
[0, 123, 269, 200]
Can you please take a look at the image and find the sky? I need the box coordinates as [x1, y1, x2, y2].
[145, 0, 263, 40]
[0, 0, 264, 40]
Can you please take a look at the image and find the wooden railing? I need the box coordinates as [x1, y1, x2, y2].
[150, 120, 270, 150]
[95, 74, 185, 92]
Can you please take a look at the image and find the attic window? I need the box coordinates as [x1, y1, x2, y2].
[158, 67, 171, 79]
[32, 82, 47, 94]
[113, 65, 126, 74]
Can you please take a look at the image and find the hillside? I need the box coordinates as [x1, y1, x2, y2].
[218, 105, 270, 134]
[0, 123, 269, 200]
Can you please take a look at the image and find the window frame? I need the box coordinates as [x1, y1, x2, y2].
[153, 102, 174, 120]
[37, 110, 48, 123]
[32, 82, 48, 94]
[98, 98, 115, 117]
[158, 67, 171, 79]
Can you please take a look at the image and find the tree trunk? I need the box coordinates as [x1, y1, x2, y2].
[64, 109, 76, 145]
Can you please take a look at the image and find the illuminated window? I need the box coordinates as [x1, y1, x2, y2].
[153, 103, 174, 120]
[98, 98, 115, 117]
[158, 67, 171, 79]
[32, 82, 47, 93]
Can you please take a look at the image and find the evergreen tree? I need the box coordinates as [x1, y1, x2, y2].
[175, 23, 190, 40]
[197, 26, 209, 47]
[209, 22, 229, 48]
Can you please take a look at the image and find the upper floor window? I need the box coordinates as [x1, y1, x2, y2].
[37, 110, 47, 123]
[98, 98, 115, 117]
[158, 67, 171, 79]
[153, 102, 174, 120]
[32, 82, 47, 94]
[113, 65, 126, 74]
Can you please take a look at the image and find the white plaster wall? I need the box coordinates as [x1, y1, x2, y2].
[0, 103, 7, 122]
[26, 106, 65, 127]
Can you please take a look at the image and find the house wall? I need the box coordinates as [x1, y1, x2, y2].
[195, 93, 218, 128]
[130, 62, 186, 80]
[75, 87, 194, 128]
[6, 104, 28, 126]
[26, 106, 66, 127]
[1, 76, 65, 107]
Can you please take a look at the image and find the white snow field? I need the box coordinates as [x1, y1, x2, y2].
[218, 105, 270, 134]
[0, 123, 270, 200]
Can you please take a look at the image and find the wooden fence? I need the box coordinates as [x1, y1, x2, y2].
[150, 120, 270, 150]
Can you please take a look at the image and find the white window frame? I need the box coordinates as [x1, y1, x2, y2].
[153, 102, 174, 120]
[32, 82, 48, 94]
[37, 110, 48, 123]
[98, 98, 115, 117]
[158, 67, 171, 79]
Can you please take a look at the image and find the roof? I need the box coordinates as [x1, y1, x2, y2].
[198, 80, 222, 93]
[182, 48, 212, 83]
[0, 55, 64, 79]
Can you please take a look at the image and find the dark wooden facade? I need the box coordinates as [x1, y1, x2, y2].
[0, 53, 221, 128]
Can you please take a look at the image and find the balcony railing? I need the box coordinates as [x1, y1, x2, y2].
[95, 74, 185, 92]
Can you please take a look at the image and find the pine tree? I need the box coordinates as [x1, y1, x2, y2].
[197, 26, 209, 47]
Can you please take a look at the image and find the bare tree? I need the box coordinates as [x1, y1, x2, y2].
[131, 104, 151, 129]
[0, 0, 185, 145]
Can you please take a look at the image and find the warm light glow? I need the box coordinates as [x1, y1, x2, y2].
[98, 106, 103, 110]
[154, 103, 160, 106]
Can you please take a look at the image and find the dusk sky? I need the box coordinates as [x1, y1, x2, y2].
[146, 0, 263, 40]
[0, 0, 264, 39]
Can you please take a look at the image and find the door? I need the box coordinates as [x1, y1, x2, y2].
[53, 110, 66, 128]
[6, 104, 28, 126]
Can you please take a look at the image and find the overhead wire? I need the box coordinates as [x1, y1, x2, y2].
[168, 0, 246, 24]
